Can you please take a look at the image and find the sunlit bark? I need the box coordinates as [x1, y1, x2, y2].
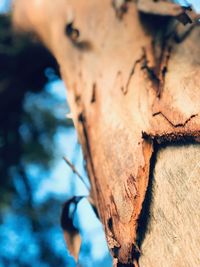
[13, 1, 200, 266]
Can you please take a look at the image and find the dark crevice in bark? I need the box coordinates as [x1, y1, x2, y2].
[65, 22, 80, 41]
[156, 44, 172, 97]
[91, 83, 96, 103]
[136, 141, 158, 249]
[152, 112, 198, 128]
[142, 130, 200, 144]
[141, 47, 161, 95]
[174, 23, 195, 43]
[65, 22, 92, 51]
[117, 262, 135, 267]
[123, 41, 172, 96]
[155, 133, 200, 145]
[108, 217, 113, 231]
[112, 246, 120, 258]
[122, 52, 145, 95]
[123, 53, 145, 95]
[124, 13, 173, 97]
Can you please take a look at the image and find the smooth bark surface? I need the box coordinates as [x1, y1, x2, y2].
[13, 0, 200, 265]
[140, 144, 200, 267]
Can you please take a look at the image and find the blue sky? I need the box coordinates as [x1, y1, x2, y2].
[0, 0, 11, 13]
[24, 80, 111, 266]
[175, 0, 200, 11]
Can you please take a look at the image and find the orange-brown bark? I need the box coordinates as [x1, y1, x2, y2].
[13, 0, 200, 265]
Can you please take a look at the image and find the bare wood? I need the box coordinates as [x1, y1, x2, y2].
[13, 0, 200, 265]
[140, 144, 200, 267]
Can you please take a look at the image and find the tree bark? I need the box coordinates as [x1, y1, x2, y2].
[13, 0, 200, 266]
[139, 144, 200, 267]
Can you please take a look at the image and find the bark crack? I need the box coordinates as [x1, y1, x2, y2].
[123, 53, 145, 95]
[90, 82, 96, 103]
[123, 42, 172, 97]
[152, 112, 198, 128]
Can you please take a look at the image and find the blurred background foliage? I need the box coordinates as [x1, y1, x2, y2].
[0, 3, 111, 267]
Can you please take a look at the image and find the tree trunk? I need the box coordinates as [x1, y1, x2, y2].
[139, 144, 200, 267]
[13, 0, 200, 266]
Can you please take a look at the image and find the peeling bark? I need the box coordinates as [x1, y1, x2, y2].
[13, 0, 200, 265]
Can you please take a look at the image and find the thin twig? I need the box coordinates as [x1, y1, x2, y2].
[63, 156, 90, 190]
